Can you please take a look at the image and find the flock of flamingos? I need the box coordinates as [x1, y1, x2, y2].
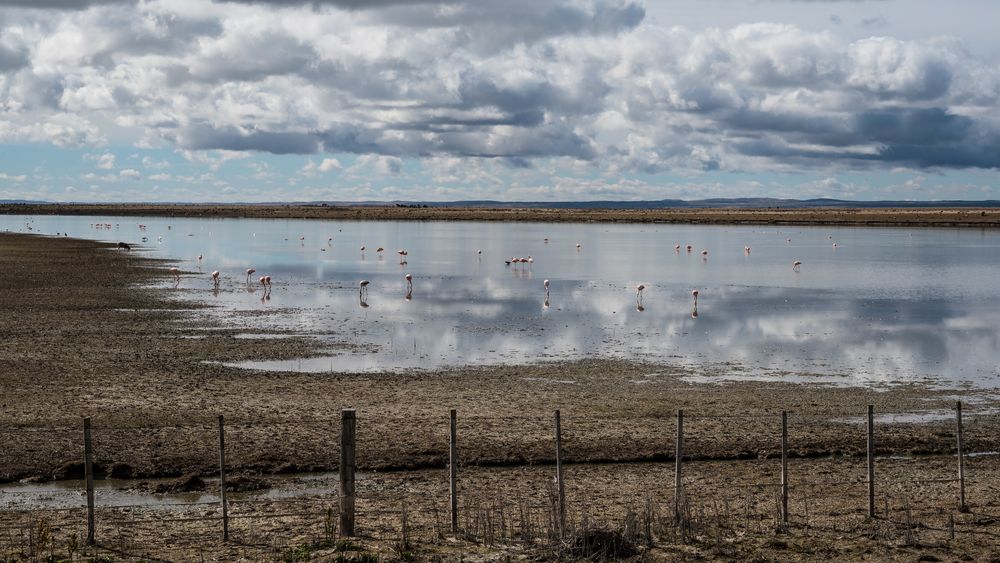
[95, 222, 820, 317]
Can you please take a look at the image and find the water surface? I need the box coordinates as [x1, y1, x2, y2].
[5, 214, 1000, 387]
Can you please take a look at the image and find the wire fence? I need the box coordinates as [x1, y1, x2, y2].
[1, 404, 999, 560]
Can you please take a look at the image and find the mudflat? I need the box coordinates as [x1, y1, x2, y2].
[3, 202, 1000, 227]
[2, 232, 999, 560]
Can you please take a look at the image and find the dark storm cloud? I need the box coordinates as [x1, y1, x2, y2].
[0, 0, 130, 8]
[0, 43, 27, 72]
[731, 107, 1000, 169]
[180, 124, 321, 154]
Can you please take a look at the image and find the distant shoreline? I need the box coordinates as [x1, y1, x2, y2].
[2, 203, 1000, 227]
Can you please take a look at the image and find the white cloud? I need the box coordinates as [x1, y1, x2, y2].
[318, 157, 341, 172]
[119, 168, 141, 179]
[96, 153, 116, 169]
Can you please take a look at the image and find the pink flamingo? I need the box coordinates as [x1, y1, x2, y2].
[701, 250, 708, 258]
[245, 268, 256, 284]
[169, 267, 180, 283]
[544, 279, 550, 296]
[691, 289, 699, 305]
[377, 247, 384, 256]
[359, 279, 370, 297]
[636, 284, 645, 304]
[793, 260, 802, 272]
[744, 246, 751, 254]
[686, 245, 692, 253]
[674, 244, 680, 252]
[405, 273, 412, 292]
[575, 243, 582, 251]
[211, 270, 220, 288]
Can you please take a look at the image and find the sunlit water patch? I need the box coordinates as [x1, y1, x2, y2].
[5, 214, 1000, 387]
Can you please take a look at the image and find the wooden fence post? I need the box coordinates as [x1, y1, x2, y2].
[449, 408, 458, 534]
[674, 409, 684, 522]
[218, 415, 229, 541]
[83, 417, 95, 546]
[340, 409, 357, 536]
[956, 401, 968, 512]
[867, 404, 875, 518]
[554, 410, 566, 539]
[781, 411, 789, 526]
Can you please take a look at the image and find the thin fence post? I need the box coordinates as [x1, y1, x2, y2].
[956, 401, 967, 512]
[674, 409, 684, 522]
[84, 417, 95, 546]
[218, 415, 229, 541]
[449, 408, 458, 534]
[554, 410, 566, 539]
[781, 411, 789, 526]
[340, 409, 357, 537]
[867, 404, 875, 518]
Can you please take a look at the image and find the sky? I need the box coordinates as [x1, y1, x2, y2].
[0, 0, 998, 203]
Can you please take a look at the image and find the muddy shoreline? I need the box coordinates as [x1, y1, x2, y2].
[3, 202, 1000, 227]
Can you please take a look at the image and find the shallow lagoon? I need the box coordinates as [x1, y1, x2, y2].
[6, 214, 1000, 387]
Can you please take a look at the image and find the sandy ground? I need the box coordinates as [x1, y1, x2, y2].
[2, 232, 1000, 560]
[3, 203, 1000, 227]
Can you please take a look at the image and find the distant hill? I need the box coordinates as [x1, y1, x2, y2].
[297, 198, 1000, 209]
[5, 198, 1000, 208]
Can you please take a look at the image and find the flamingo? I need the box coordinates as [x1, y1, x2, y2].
[327, 237, 333, 244]
[197, 254, 203, 262]
[359, 279, 370, 297]
[674, 244, 680, 252]
[377, 247, 384, 256]
[405, 273, 412, 291]
[701, 250, 708, 258]
[169, 267, 180, 283]
[636, 284, 645, 304]
[575, 243, 582, 250]
[477, 249, 482, 255]
[360, 245, 366, 252]
[793, 260, 802, 272]
[544, 279, 550, 296]
[211, 270, 220, 288]
[744, 246, 751, 254]
[691, 289, 699, 305]
[686, 245, 692, 253]
[246, 268, 256, 284]
[527, 256, 534, 266]
[544, 238, 549, 244]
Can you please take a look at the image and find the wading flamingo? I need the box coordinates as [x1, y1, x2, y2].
[544, 279, 550, 297]
[211, 270, 220, 289]
[674, 244, 680, 252]
[246, 268, 256, 284]
[636, 284, 645, 305]
[405, 273, 412, 292]
[575, 243, 582, 251]
[169, 267, 180, 283]
[359, 279, 370, 297]
[793, 260, 802, 272]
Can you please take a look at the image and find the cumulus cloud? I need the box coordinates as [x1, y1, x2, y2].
[119, 168, 141, 179]
[95, 153, 115, 169]
[0, 0, 998, 197]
